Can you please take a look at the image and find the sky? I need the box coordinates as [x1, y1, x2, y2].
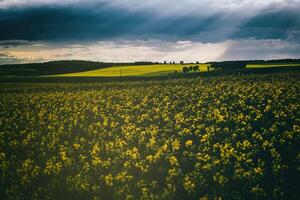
[0, 0, 300, 64]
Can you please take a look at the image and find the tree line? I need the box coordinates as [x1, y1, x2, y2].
[182, 65, 200, 73]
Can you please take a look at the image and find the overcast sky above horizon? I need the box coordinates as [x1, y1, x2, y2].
[0, 0, 300, 64]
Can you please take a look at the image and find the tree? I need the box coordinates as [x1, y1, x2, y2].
[182, 67, 189, 73]
[207, 65, 210, 71]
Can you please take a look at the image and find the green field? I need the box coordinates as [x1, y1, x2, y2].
[53, 64, 208, 77]
[247, 63, 300, 69]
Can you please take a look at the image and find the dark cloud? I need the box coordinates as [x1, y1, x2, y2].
[0, 5, 227, 42]
[0, 5, 150, 41]
[231, 8, 300, 40]
[0, 40, 34, 48]
[0, 3, 299, 43]
[219, 39, 300, 61]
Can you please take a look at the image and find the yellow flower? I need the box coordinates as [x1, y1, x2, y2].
[185, 140, 193, 147]
[104, 174, 113, 186]
[175, 112, 184, 124]
[254, 167, 263, 175]
[169, 156, 179, 166]
[183, 175, 195, 193]
[73, 143, 81, 150]
[200, 134, 208, 143]
[172, 139, 180, 151]
[146, 155, 154, 163]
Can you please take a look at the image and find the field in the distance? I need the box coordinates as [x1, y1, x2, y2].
[1, 60, 300, 78]
[247, 63, 300, 69]
[53, 63, 300, 77]
[54, 64, 209, 77]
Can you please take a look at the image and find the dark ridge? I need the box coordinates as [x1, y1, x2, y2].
[0, 60, 158, 76]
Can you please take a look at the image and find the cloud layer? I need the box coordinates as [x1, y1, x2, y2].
[0, 0, 300, 63]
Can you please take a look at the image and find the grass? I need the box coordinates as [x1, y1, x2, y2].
[53, 64, 209, 77]
[247, 63, 300, 69]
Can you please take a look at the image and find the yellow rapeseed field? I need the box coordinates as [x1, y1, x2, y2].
[0, 72, 299, 199]
[54, 64, 208, 77]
